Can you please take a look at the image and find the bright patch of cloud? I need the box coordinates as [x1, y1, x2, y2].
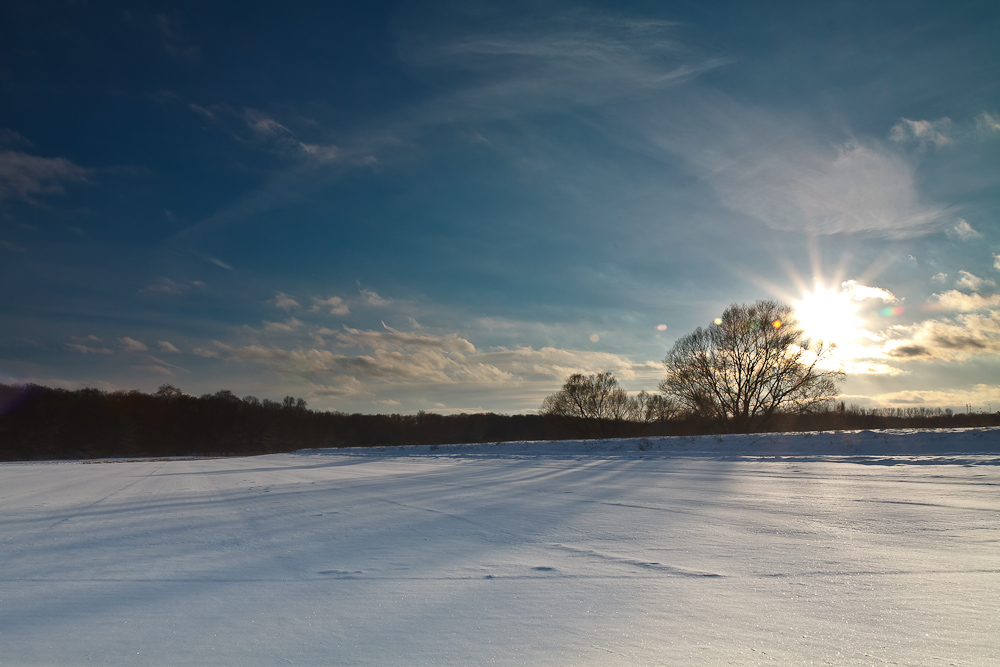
[956, 271, 995, 292]
[697, 134, 948, 238]
[888, 117, 953, 148]
[931, 290, 1000, 312]
[842, 280, 896, 303]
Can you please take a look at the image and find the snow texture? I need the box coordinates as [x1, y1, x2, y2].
[2, 428, 998, 665]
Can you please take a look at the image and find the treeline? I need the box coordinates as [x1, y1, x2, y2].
[0, 383, 550, 461]
[1, 382, 998, 461]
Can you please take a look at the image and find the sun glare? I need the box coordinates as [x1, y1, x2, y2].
[793, 287, 862, 348]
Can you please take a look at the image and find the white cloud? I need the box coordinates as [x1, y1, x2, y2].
[931, 290, 1000, 312]
[0, 149, 90, 202]
[271, 292, 300, 310]
[931, 272, 949, 283]
[888, 117, 953, 148]
[158, 341, 181, 353]
[947, 219, 981, 240]
[842, 280, 896, 303]
[994, 253, 1000, 273]
[119, 337, 149, 352]
[361, 289, 390, 306]
[311, 295, 350, 315]
[956, 271, 995, 292]
[975, 112, 1000, 136]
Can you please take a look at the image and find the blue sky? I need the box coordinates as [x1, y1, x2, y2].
[2, 0, 999, 414]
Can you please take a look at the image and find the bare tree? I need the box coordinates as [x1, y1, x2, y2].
[660, 300, 843, 433]
[541, 372, 670, 438]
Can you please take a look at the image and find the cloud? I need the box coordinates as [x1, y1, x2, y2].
[200, 254, 234, 271]
[697, 136, 950, 238]
[975, 112, 1000, 136]
[932, 272, 948, 283]
[263, 318, 303, 332]
[1, 239, 27, 253]
[119, 337, 149, 352]
[946, 219, 981, 240]
[132, 364, 175, 377]
[196, 326, 652, 395]
[311, 295, 350, 315]
[244, 109, 293, 140]
[995, 254, 1000, 273]
[882, 311, 1000, 362]
[361, 289, 390, 306]
[143, 277, 205, 294]
[956, 271, 995, 292]
[0, 148, 90, 202]
[66, 343, 113, 354]
[158, 341, 181, 353]
[931, 290, 1000, 312]
[156, 13, 200, 62]
[888, 117, 953, 148]
[271, 292, 301, 310]
[866, 384, 1000, 409]
[842, 280, 896, 303]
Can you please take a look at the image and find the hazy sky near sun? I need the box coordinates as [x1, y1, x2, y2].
[2, 0, 999, 414]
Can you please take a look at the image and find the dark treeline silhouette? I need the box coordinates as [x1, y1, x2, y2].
[1, 383, 997, 461]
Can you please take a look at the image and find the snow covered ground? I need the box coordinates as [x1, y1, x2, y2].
[2, 428, 998, 665]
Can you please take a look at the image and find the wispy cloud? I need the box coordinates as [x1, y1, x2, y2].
[0, 146, 90, 203]
[67, 342, 113, 354]
[889, 117, 953, 148]
[975, 112, 1000, 136]
[680, 124, 951, 237]
[156, 12, 201, 62]
[360, 289, 390, 306]
[158, 341, 181, 354]
[947, 219, 981, 240]
[143, 277, 206, 295]
[311, 295, 350, 315]
[119, 337, 148, 352]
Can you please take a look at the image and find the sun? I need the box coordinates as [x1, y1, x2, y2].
[792, 286, 862, 348]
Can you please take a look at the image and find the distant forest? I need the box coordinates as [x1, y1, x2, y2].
[1, 382, 998, 462]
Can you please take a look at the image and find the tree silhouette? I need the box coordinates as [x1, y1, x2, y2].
[660, 300, 843, 433]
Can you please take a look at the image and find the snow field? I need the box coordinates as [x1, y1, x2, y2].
[1, 429, 998, 665]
